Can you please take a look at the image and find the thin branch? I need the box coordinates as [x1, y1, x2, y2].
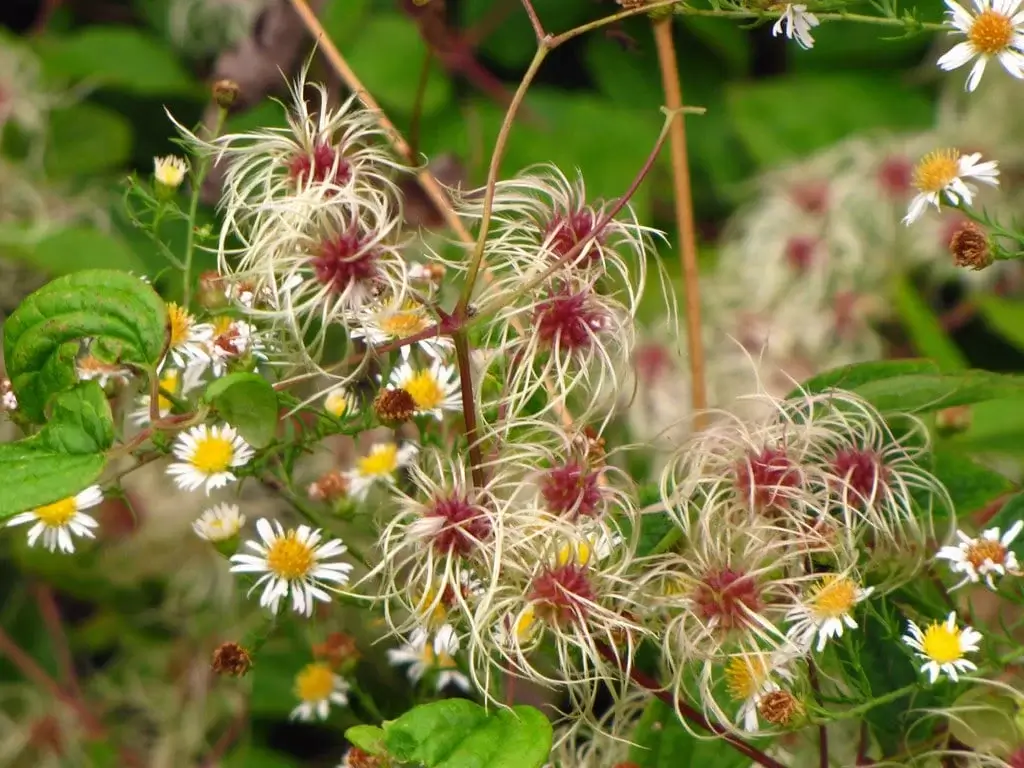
[808, 658, 829, 768]
[199, 702, 249, 768]
[520, 0, 546, 40]
[653, 18, 707, 429]
[32, 585, 82, 700]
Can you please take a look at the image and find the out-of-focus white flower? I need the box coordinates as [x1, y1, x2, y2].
[903, 612, 982, 682]
[167, 0, 273, 57]
[772, 4, 820, 49]
[387, 361, 461, 419]
[0, 378, 16, 411]
[192, 503, 246, 542]
[166, 423, 254, 494]
[347, 442, 418, 500]
[936, 520, 1022, 589]
[0, 42, 56, 140]
[6, 485, 102, 554]
[288, 662, 349, 721]
[904, 149, 999, 224]
[153, 155, 188, 189]
[164, 302, 213, 370]
[230, 518, 353, 616]
[387, 624, 472, 692]
[323, 386, 355, 419]
[130, 365, 205, 426]
[351, 296, 450, 360]
[937, 0, 1024, 92]
[785, 574, 874, 652]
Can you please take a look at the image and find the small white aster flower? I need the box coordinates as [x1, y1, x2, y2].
[6, 485, 102, 554]
[323, 386, 355, 419]
[289, 662, 350, 721]
[229, 518, 353, 615]
[387, 361, 461, 419]
[192, 503, 246, 542]
[153, 155, 189, 189]
[903, 611, 982, 683]
[903, 149, 999, 224]
[785, 574, 874, 652]
[347, 442, 418, 500]
[724, 653, 794, 733]
[387, 624, 471, 693]
[351, 296, 451, 360]
[166, 423, 254, 494]
[772, 4, 820, 49]
[163, 302, 214, 370]
[936, 520, 1023, 590]
[937, 0, 1024, 91]
[205, 316, 267, 376]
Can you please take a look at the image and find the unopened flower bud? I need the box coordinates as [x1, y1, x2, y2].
[757, 690, 803, 727]
[312, 631, 360, 671]
[212, 79, 240, 109]
[374, 387, 417, 426]
[936, 405, 972, 436]
[197, 271, 230, 310]
[211, 642, 252, 677]
[308, 469, 350, 502]
[949, 221, 992, 271]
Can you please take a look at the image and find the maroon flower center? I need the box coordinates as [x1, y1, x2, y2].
[692, 568, 761, 630]
[734, 447, 799, 511]
[288, 142, 352, 188]
[540, 462, 602, 519]
[634, 343, 672, 383]
[831, 448, 888, 504]
[544, 208, 603, 265]
[425, 496, 491, 556]
[534, 288, 605, 350]
[529, 564, 596, 625]
[784, 236, 817, 272]
[311, 229, 379, 293]
[878, 156, 912, 198]
[790, 182, 829, 215]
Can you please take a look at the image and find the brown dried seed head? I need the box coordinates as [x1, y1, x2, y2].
[308, 469, 350, 502]
[345, 747, 389, 768]
[374, 387, 417, 425]
[211, 642, 252, 677]
[313, 632, 361, 668]
[949, 221, 993, 270]
[212, 79, 240, 109]
[758, 690, 803, 726]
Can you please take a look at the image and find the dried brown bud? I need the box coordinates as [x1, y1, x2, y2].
[936, 405, 972, 436]
[28, 715, 63, 755]
[211, 642, 252, 677]
[374, 387, 417, 425]
[949, 221, 992, 271]
[344, 747, 389, 768]
[308, 469, 350, 503]
[757, 690, 803, 727]
[197, 270, 229, 310]
[212, 79, 240, 109]
[312, 631, 360, 668]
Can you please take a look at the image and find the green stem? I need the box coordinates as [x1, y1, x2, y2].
[183, 107, 228, 305]
[816, 683, 918, 722]
[349, 679, 385, 722]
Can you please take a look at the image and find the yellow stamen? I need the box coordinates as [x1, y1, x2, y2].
[167, 303, 193, 347]
[969, 10, 1014, 54]
[808, 575, 859, 618]
[294, 662, 334, 702]
[379, 300, 430, 337]
[324, 390, 349, 418]
[726, 655, 770, 702]
[921, 622, 966, 664]
[357, 444, 399, 477]
[965, 539, 1007, 569]
[266, 532, 314, 580]
[912, 149, 960, 194]
[34, 497, 78, 527]
[190, 434, 235, 474]
[557, 541, 593, 567]
[403, 370, 444, 411]
[516, 606, 537, 640]
[157, 369, 179, 413]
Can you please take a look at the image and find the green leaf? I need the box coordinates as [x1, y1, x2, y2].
[930, 448, 1012, 516]
[789, 359, 941, 399]
[0, 382, 113, 518]
[978, 295, 1024, 352]
[203, 372, 279, 449]
[38, 28, 197, 95]
[345, 725, 388, 756]
[892, 276, 967, 371]
[988, 492, 1024, 560]
[628, 699, 749, 768]
[726, 74, 932, 167]
[345, 15, 452, 117]
[944, 399, 1024, 457]
[14, 227, 145, 275]
[459, 0, 593, 69]
[3, 270, 167, 423]
[383, 701, 552, 768]
[852, 371, 1024, 414]
[45, 103, 132, 178]
[948, 686, 1021, 758]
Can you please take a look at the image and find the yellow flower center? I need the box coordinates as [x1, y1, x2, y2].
[403, 370, 445, 411]
[294, 662, 335, 702]
[965, 539, 1007, 569]
[325, 390, 349, 418]
[157, 369, 179, 413]
[921, 622, 966, 664]
[726, 655, 770, 702]
[416, 588, 448, 629]
[808, 575, 859, 619]
[516, 606, 537, 640]
[167, 303, 193, 347]
[212, 315, 234, 336]
[34, 497, 78, 527]
[190, 434, 235, 474]
[380, 301, 430, 337]
[969, 9, 1014, 54]
[912, 149, 960, 194]
[557, 541, 593, 567]
[266, 532, 315, 580]
[357, 444, 399, 477]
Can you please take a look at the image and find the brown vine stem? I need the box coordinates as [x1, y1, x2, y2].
[652, 18, 708, 430]
[453, 331, 486, 491]
[808, 658, 829, 768]
[32, 585, 82, 700]
[520, 0, 545, 40]
[595, 643, 786, 768]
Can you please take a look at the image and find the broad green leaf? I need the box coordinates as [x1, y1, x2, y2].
[14, 227, 145, 275]
[628, 699, 749, 768]
[38, 28, 197, 95]
[346, 15, 452, 117]
[948, 687, 1021, 758]
[988, 493, 1024, 559]
[45, 103, 132, 178]
[789, 359, 940, 399]
[852, 371, 1024, 414]
[892, 276, 967, 372]
[944, 399, 1024, 458]
[3, 270, 166, 423]
[930, 448, 1012, 516]
[345, 725, 387, 756]
[726, 74, 932, 167]
[321, 0, 370, 48]
[383, 700, 552, 768]
[978, 295, 1024, 352]
[0, 382, 114, 518]
[459, 0, 593, 69]
[203, 372, 279, 449]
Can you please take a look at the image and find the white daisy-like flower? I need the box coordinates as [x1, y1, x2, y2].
[192, 503, 246, 542]
[166, 423, 254, 494]
[229, 518, 353, 615]
[937, 0, 1024, 91]
[323, 386, 355, 419]
[903, 148, 999, 224]
[153, 155, 188, 189]
[6, 485, 102, 554]
[387, 624, 471, 693]
[785, 574, 874, 652]
[772, 4, 820, 49]
[724, 653, 794, 733]
[130, 365, 205, 426]
[936, 520, 1023, 590]
[289, 662, 350, 721]
[351, 296, 451, 360]
[205, 316, 267, 376]
[347, 442, 419, 500]
[163, 302, 213, 370]
[903, 612, 982, 683]
[75, 354, 132, 388]
[387, 361, 461, 419]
